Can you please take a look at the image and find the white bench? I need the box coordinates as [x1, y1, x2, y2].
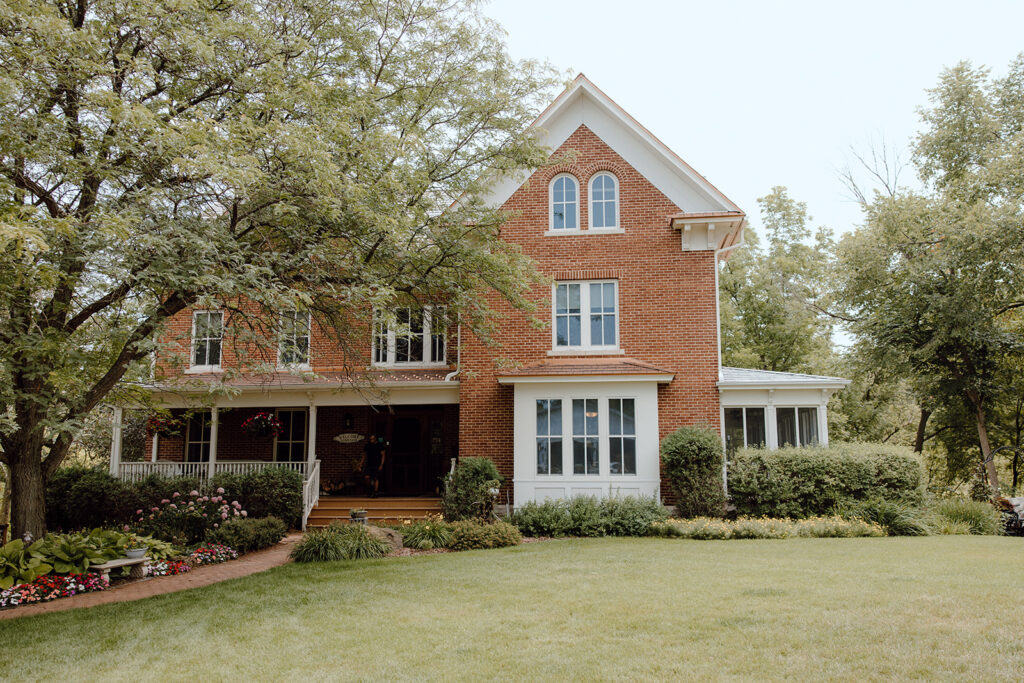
[90, 557, 150, 580]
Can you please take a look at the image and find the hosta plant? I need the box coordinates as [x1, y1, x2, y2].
[0, 539, 53, 590]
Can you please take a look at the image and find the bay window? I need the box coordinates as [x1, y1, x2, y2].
[536, 399, 563, 475]
[572, 398, 600, 474]
[608, 398, 636, 475]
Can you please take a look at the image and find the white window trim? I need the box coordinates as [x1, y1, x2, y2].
[371, 305, 448, 368]
[552, 280, 620, 352]
[607, 397, 638, 476]
[548, 173, 579, 232]
[588, 172, 620, 230]
[273, 408, 308, 463]
[187, 310, 224, 373]
[535, 398, 564, 476]
[277, 311, 312, 371]
[774, 405, 821, 447]
[533, 394, 640, 478]
[722, 406, 768, 452]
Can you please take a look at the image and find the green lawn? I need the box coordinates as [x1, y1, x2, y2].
[2, 537, 1022, 681]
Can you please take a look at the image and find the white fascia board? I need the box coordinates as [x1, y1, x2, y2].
[481, 79, 741, 214]
[717, 379, 850, 390]
[497, 373, 674, 385]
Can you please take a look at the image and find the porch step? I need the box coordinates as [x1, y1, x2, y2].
[306, 496, 442, 527]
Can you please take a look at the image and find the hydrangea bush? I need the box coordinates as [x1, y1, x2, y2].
[132, 489, 247, 545]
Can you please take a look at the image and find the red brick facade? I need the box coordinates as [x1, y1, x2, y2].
[458, 125, 721, 500]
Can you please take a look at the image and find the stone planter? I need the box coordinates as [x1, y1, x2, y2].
[125, 548, 147, 559]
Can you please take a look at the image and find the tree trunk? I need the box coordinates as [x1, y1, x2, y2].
[8, 455, 48, 541]
[913, 407, 931, 453]
[967, 393, 999, 491]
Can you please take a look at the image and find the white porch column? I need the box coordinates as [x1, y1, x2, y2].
[151, 431, 159, 462]
[109, 406, 123, 476]
[307, 403, 318, 472]
[207, 407, 219, 480]
[766, 390, 778, 450]
[819, 390, 831, 446]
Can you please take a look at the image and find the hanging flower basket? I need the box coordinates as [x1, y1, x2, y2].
[241, 412, 283, 438]
[147, 414, 183, 437]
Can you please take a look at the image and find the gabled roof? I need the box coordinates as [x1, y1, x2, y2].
[497, 357, 674, 384]
[718, 366, 850, 389]
[481, 74, 744, 217]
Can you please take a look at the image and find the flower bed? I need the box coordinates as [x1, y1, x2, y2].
[146, 560, 191, 577]
[0, 573, 108, 610]
[189, 543, 238, 566]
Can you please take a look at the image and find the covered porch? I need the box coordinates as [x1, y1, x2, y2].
[112, 375, 460, 528]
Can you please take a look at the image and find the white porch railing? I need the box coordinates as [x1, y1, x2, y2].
[302, 460, 321, 531]
[116, 460, 308, 484]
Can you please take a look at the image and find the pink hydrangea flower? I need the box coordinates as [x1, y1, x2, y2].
[240, 510, 247, 517]
[221, 512, 228, 519]
[136, 509, 143, 515]
[213, 523, 219, 528]
[189, 490, 199, 496]
[216, 487, 225, 494]
[169, 504, 177, 509]
[172, 492, 180, 498]
[160, 499, 170, 504]
[151, 507, 159, 512]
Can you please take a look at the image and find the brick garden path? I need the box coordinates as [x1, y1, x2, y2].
[0, 533, 301, 621]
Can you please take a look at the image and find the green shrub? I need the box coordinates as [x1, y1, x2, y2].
[215, 469, 303, 527]
[600, 496, 668, 536]
[509, 500, 571, 537]
[34, 529, 126, 574]
[448, 519, 522, 551]
[0, 539, 52, 589]
[441, 457, 502, 521]
[566, 497, 606, 537]
[933, 499, 1003, 535]
[328, 523, 391, 560]
[841, 498, 933, 536]
[208, 517, 288, 553]
[650, 516, 885, 540]
[660, 427, 726, 518]
[290, 529, 347, 562]
[936, 519, 973, 535]
[45, 467, 134, 531]
[401, 517, 453, 550]
[728, 443, 925, 518]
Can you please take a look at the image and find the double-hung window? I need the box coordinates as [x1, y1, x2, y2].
[373, 306, 447, 366]
[572, 398, 600, 474]
[554, 281, 618, 350]
[589, 172, 619, 229]
[536, 399, 563, 475]
[191, 311, 223, 370]
[279, 311, 311, 367]
[775, 407, 819, 448]
[608, 398, 636, 475]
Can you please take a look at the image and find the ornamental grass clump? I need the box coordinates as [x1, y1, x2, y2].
[401, 516, 453, 550]
[933, 498, 1003, 535]
[840, 498, 934, 536]
[290, 529, 348, 563]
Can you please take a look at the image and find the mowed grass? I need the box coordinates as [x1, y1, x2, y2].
[2, 537, 1022, 681]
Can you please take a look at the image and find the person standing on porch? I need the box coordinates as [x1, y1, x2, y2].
[362, 434, 387, 497]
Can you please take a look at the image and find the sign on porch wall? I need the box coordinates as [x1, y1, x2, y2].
[333, 433, 365, 444]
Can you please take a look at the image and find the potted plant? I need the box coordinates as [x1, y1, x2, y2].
[241, 411, 284, 438]
[124, 536, 148, 560]
[349, 508, 368, 525]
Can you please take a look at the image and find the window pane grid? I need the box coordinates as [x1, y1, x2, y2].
[185, 411, 211, 463]
[551, 176, 578, 230]
[280, 311, 310, 365]
[536, 399, 563, 475]
[275, 410, 307, 463]
[372, 306, 446, 365]
[192, 312, 223, 367]
[572, 398, 599, 475]
[555, 281, 616, 349]
[609, 398, 636, 475]
[590, 173, 617, 228]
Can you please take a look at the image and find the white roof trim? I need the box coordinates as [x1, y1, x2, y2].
[481, 75, 743, 215]
[717, 366, 850, 390]
[497, 373, 674, 385]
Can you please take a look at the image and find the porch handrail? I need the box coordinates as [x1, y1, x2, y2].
[302, 460, 321, 531]
[115, 460, 307, 483]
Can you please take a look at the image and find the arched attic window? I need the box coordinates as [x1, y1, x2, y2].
[589, 172, 619, 229]
[549, 174, 578, 230]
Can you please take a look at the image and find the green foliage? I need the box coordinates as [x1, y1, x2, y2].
[400, 517, 452, 550]
[447, 520, 522, 551]
[719, 187, 836, 374]
[441, 457, 503, 521]
[840, 499, 934, 536]
[0, 539, 52, 590]
[0, 0, 558, 540]
[207, 517, 288, 554]
[328, 524, 392, 560]
[650, 516, 886, 540]
[509, 496, 667, 537]
[214, 469, 303, 527]
[933, 499, 1003, 535]
[134, 535, 178, 562]
[728, 442, 925, 518]
[290, 529, 348, 563]
[660, 427, 727, 518]
[45, 467, 133, 531]
[35, 529, 126, 574]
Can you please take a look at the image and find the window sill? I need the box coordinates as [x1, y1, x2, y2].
[277, 363, 312, 372]
[547, 348, 625, 357]
[371, 362, 450, 369]
[544, 228, 624, 237]
[185, 366, 222, 374]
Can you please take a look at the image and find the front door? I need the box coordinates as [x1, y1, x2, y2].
[372, 408, 446, 495]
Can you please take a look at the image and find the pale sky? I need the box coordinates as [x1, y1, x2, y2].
[486, 0, 1024, 237]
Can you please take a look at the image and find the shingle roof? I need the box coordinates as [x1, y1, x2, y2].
[718, 366, 850, 387]
[497, 357, 674, 378]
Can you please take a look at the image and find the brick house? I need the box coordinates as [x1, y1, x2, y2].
[114, 75, 848, 526]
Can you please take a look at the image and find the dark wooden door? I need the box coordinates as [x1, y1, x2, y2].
[372, 408, 446, 495]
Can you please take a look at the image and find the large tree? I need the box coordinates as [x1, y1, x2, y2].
[0, 0, 558, 538]
[832, 58, 1024, 490]
[719, 186, 835, 373]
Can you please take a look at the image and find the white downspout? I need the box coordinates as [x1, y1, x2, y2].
[444, 322, 462, 382]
